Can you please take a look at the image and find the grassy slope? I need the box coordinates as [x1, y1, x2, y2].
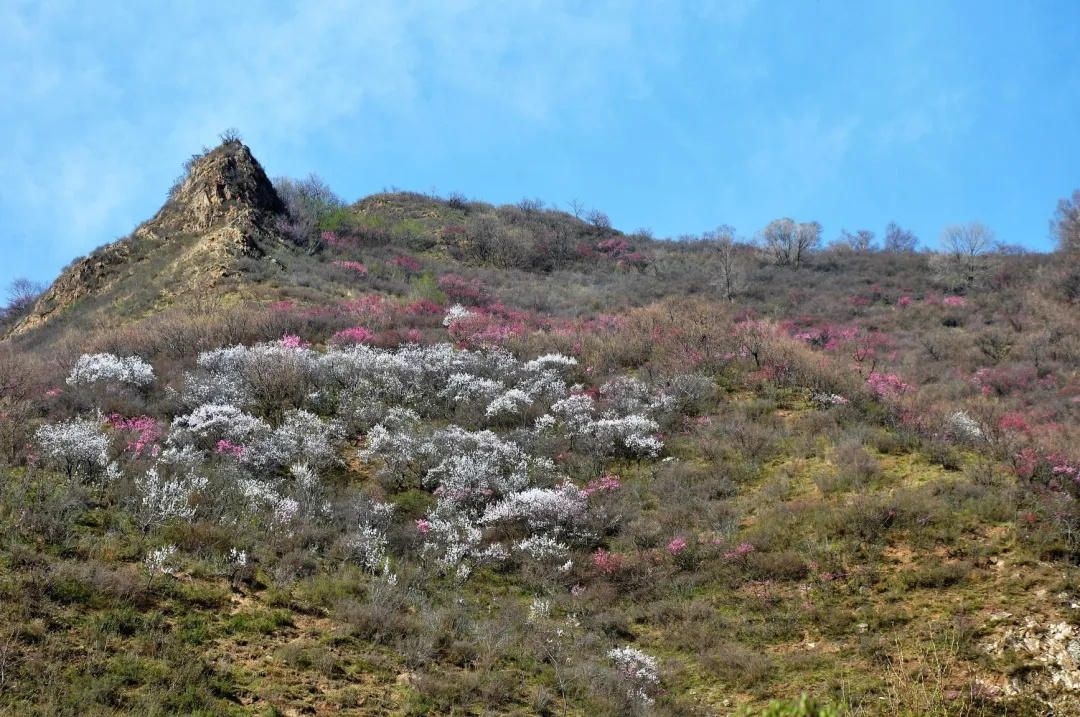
[0, 385, 1067, 715]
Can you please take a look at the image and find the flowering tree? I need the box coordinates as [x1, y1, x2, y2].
[67, 353, 154, 388]
[36, 416, 110, 481]
[608, 646, 660, 707]
[107, 414, 163, 457]
[132, 466, 207, 533]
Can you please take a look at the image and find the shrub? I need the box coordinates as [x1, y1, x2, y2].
[739, 695, 842, 717]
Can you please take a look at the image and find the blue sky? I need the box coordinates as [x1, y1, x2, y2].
[2, 0, 1078, 291]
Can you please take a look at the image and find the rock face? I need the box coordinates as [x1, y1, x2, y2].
[982, 613, 1080, 711]
[12, 140, 288, 336]
[152, 140, 285, 237]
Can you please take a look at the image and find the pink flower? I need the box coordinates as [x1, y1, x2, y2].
[592, 548, 623, 574]
[597, 238, 632, 257]
[216, 439, 245, 458]
[321, 231, 351, 247]
[437, 274, 491, 305]
[942, 295, 966, 307]
[867, 372, 911, 397]
[405, 300, 442, 315]
[724, 542, 755, 560]
[279, 334, 310, 349]
[334, 260, 369, 276]
[107, 414, 163, 457]
[667, 538, 687, 555]
[45, 387, 63, 397]
[415, 519, 431, 535]
[582, 474, 621, 496]
[897, 296, 912, 307]
[332, 326, 376, 344]
[389, 255, 422, 273]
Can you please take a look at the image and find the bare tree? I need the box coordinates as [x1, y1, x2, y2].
[1051, 189, 1080, 254]
[568, 198, 585, 220]
[831, 229, 876, 252]
[883, 222, 918, 253]
[585, 209, 611, 230]
[994, 242, 1029, 256]
[758, 218, 795, 267]
[757, 218, 821, 269]
[517, 197, 545, 213]
[218, 127, 242, 144]
[704, 225, 747, 301]
[272, 173, 344, 250]
[445, 191, 468, 210]
[0, 346, 45, 464]
[2, 278, 45, 322]
[466, 212, 531, 269]
[934, 221, 996, 289]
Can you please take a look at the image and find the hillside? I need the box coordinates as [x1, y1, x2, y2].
[1, 141, 1080, 716]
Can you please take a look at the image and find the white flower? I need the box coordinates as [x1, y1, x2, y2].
[599, 375, 652, 415]
[67, 353, 154, 387]
[583, 415, 663, 458]
[528, 597, 551, 622]
[949, 411, 984, 442]
[36, 416, 109, 480]
[443, 304, 472, 327]
[133, 466, 206, 531]
[485, 389, 533, 418]
[608, 646, 659, 706]
[534, 414, 557, 432]
[265, 409, 343, 467]
[348, 523, 388, 573]
[481, 482, 588, 537]
[516, 535, 570, 560]
[238, 479, 280, 509]
[440, 373, 504, 406]
[515, 369, 567, 402]
[170, 404, 270, 446]
[522, 353, 578, 373]
[811, 392, 849, 407]
[145, 545, 178, 576]
[273, 497, 300, 525]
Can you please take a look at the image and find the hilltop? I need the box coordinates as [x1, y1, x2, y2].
[10, 140, 298, 338]
[1, 141, 1079, 715]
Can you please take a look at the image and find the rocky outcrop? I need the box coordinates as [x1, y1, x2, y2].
[12, 140, 288, 335]
[982, 610, 1080, 712]
[150, 139, 285, 237]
